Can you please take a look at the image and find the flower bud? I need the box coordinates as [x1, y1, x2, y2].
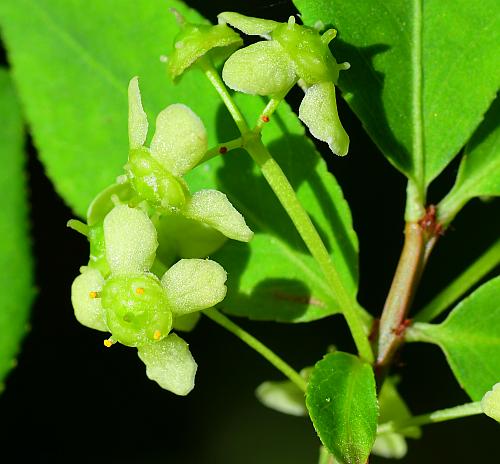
[161, 258, 227, 316]
[101, 273, 172, 347]
[71, 268, 107, 331]
[168, 23, 243, 79]
[256, 380, 307, 417]
[150, 104, 208, 177]
[299, 82, 349, 156]
[222, 41, 296, 96]
[482, 383, 500, 422]
[182, 189, 253, 242]
[103, 204, 158, 275]
[137, 333, 197, 395]
[126, 148, 188, 210]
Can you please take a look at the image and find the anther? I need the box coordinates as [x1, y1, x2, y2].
[153, 330, 162, 340]
[136, 287, 145, 295]
[261, 115, 270, 123]
[219, 146, 228, 154]
[89, 291, 99, 299]
[103, 339, 113, 348]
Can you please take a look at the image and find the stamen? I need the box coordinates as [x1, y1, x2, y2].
[261, 115, 270, 123]
[103, 339, 113, 348]
[89, 291, 99, 299]
[153, 330, 162, 340]
[136, 287, 145, 295]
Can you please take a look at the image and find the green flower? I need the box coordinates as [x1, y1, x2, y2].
[219, 13, 350, 156]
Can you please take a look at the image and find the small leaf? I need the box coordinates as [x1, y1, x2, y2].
[0, 69, 34, 391]
[409, 276, 500, 400]
[161, 258, 227, 316]
[137, 333, 197, 395]
[306, 352, 378, 464]
[438, 97, 500, 224]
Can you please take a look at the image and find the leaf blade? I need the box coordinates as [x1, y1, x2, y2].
[0, 69, 34, 391]
[306, 352, 378, 464]
[409, 276, 500, 400]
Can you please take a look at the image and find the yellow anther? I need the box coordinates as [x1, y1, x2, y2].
[136, 287, 145, 295]
[103, 339, 113, 348]
[153, 330, 162, 340]
[89, 291, 99, 299]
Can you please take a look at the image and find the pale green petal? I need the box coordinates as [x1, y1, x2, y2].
[150, 104, 207, 177]
[299, 82, 349, 156]
[128, 77, 148, 149]
[372, 433, 408, 459]
[182, 189, 253, 242]
[71, 268, 107, 331]
[256, 380, 306, 416]
[482, 383, 500, 422]
[161, 258, 227, 316]
[137, 333, 197, 395]
[218, 12, 279, 37]
[222, 41, 296, 96]
[103, 205, 158, 274]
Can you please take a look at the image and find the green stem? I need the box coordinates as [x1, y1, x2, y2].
[200, 60, 373, 363]
[414, 238, 500, 322]
[377, 401, 483, 435]
[197, 137, 243, 166]
[244, 136, 373, 362]
[377, 222, 425, 367]
[203, 308, 307, 392]
[198, 56, 249, 133]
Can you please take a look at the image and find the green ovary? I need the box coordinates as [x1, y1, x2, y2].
[101, 273, 173, 347]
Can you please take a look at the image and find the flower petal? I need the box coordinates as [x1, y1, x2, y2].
[71, 268, 107, 331]
[103, 205, 158, 274]
[161, 258, 227, 315]
[222, 41, 296, 96]
[218, 12, 279, 38]
[299, 82, 349, 156]
[137, 333, 197, 395]
[128, 77, 148, 149]
[182, 189, 253, 242]
[150, 104, 208, 177]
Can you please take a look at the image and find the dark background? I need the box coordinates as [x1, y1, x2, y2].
[0, 1, 498, 463]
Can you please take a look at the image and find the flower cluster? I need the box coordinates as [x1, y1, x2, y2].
[70, 77, 253, 395]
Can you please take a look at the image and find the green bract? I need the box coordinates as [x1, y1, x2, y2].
[167, 22, 243, 80]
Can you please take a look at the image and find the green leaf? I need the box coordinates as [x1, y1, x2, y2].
[408, 276, 500, 400]
[0, 69, 34, 392]
[438, 97, 500, 225]
[0, 0, 362, 323]
[306, 352, 378, 464]
[294, 0, 500, 194]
